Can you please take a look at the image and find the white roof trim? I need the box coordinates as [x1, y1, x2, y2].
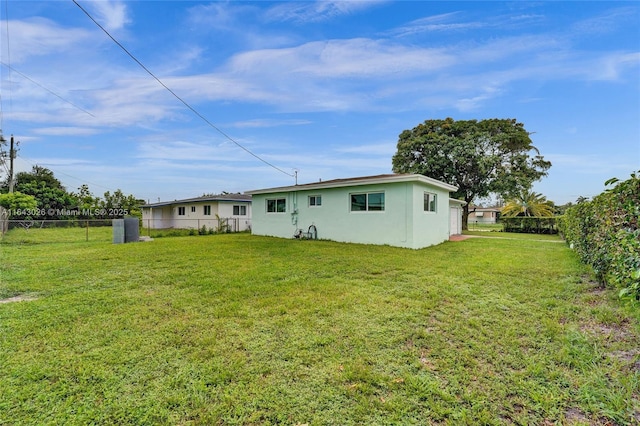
[246, 174, 458, 195]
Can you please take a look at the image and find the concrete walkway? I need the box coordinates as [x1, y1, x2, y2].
[449, 234, 473, 242]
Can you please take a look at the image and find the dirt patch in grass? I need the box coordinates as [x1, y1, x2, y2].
[582, 322, 630, 340]
[609, 349, 640, 366]
[564, 407, 590, 424]
[0, 294, 37, 304]
[580, 319, 634, 342]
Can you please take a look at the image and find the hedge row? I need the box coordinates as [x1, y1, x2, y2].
[501, 216, 558, 234]
[558, 171, 640, 299]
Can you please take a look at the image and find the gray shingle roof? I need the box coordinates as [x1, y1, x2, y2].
[141, 193, 251, 208]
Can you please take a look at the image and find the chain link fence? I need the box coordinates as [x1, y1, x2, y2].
[1, 217, 251, 243]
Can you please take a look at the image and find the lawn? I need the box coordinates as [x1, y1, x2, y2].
[1, 229, 638, 425]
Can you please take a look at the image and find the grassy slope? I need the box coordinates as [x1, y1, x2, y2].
[0, 231, 638, 425]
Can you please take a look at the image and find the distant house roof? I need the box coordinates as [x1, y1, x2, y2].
[246, 174, 458, 195]
[141, 193, 252, 208]
[469, 206, 502, 212]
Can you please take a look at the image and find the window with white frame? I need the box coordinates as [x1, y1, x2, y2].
[178, 206, 186, 215]
[203, 205, 211, 215]
[191, 206, 196, 213]
[424, 192, 437, 212]
[350, 192, 385, 212]
[267, 198, 286, 213]
[233, 205, 247, 216]
[308, 195, 322, 207]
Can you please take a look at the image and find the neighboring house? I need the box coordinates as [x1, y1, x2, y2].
[468, 207, 501, 225]
[246, 174, 465, 249]
[141, 194, 252, 231]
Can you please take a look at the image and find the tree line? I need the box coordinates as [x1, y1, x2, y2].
[0, 166, 142, 220]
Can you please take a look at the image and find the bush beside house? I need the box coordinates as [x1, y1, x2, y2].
[558, 171, 640, 299]
[502, 216, 558, 234]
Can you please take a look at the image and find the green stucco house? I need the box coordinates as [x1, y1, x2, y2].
[246, 174, 465, 249]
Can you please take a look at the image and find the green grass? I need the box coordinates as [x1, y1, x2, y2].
[1, 225, 112, 244]
[467, 222, 504, 232]
[1, 230, 638, 425]
[463, 230, 563, 241]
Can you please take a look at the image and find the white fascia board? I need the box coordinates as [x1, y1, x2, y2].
[245, 174, 457, 195]
[449, 198, 467, 206]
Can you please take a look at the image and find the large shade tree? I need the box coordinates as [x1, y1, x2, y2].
[392, 118, 551, 230]
[12, 166, 76, 218]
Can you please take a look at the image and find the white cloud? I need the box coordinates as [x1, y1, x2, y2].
[186, 2, 256, 30]
[334, 143, 395, 156]
[134, 139, 276, 165]
[86, 0, 131, 31]
[7, 4, 637, 133]
[545, 153, 636, 176]
[265, 1, 385, 23]
[226, 39, 454, 79]
[570, 6, 639, 37]
[2, 18, 93, 63]
[389, 10, 546, 37]
[231, 119, 312, 128]
[32, 127, 100, 136]
[389, 12, 484, 37]
[589, 52, 640, 81]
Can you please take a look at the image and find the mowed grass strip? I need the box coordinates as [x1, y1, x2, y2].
[0, 231, 638, 425]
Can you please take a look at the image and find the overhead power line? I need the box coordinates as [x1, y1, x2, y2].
[17, 153, 115, 192]
[0, 0, 13, 130]
[0, 61, 95, 117]
[72, 0, 295, 179]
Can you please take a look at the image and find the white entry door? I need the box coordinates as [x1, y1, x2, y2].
[450, 207, 460, 235]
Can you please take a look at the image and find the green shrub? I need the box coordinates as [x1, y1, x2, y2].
[502, 216, 558, 234]
[559, 171, 640, 300]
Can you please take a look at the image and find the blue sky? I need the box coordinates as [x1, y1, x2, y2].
[0, 1, 638, 205]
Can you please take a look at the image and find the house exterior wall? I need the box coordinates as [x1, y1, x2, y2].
[409, 183, 453, 248]
[142, 200, 252, 230]
[250, 180, 452, 249]
[218, 201, 252, 231]
[468, 210, 500, 224]
[142, 206, 172, 228]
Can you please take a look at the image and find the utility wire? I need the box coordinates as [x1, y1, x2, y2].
[0, 0, 110, 193]
[0, 61, 95, 117]
[72, 0, 295, 179]
[0, 0, 11, 175]
[0, 0, 13, 130]
[17, 153, 115, 192]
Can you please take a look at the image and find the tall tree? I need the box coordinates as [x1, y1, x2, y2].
[392, 118, 551, 230]
[13, 166, 75, 218]
[14, 165, 65, 191]
[99, 190, 143, 218]
[71, 184, 100, 218]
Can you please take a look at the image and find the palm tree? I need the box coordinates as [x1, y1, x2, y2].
[501, 190, 554, 217]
